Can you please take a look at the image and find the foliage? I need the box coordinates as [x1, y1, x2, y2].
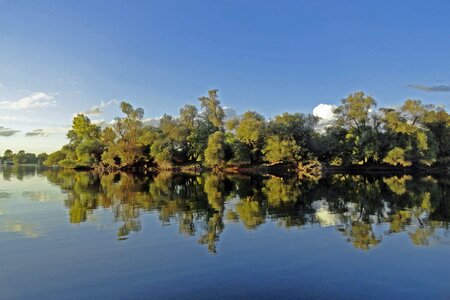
[199, 89, 225, 130]
[204, 131, 225, 167]
[43, 150, 66, 167]
[39, 89, 448, 170]
[262, 136, 300, 164]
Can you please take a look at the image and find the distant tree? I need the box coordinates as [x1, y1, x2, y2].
[3, 149, 13, 162]
[13, 150, 26, 165]
[37, 153, 49, 165]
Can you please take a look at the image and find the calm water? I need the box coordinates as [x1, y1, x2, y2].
[0, 166, 449, 299]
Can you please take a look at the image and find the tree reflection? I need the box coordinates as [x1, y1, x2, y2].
[22, 166, 449, 253]
[342, 221, 381, 250]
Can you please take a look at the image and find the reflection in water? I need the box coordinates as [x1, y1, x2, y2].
[0, 222, 41, 238]
[2, 166, 449, 253]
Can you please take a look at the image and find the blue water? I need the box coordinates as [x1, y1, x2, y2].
[0, 167, 449, 299]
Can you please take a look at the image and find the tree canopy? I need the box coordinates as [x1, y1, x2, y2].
[41, 90, 449, 170]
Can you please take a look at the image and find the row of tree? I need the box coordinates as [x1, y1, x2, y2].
[1, 149, 48, 165]
[43, 89, 449, 169]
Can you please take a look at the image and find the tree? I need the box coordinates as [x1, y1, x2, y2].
[102, 102, 146, 167]
[235, 111, 266, 163]
[267, 112, 318, 159]
[262, 136, 300, 164]
[186, 118, 215, 161]
[3, 149, 13, 162]
[401, 99, 428, 126]
[334, 91, 377, 133]
[67, 114, 101, 144]
[13, 150, 25, 165]
[224, 133, 251, 165]
[423, 108, 450, 164]
[332, 92, 380, 165]
[43, 150, 67, 167]
[179, 104, 198, 131]
[150, 136, 175, 167]
[37, 153, 49, 165]
[204, 131, 225, 167]
[47, 113, 105, 168]
[383, 147, 411, 167]
[199, 89, 225, 130]
[379, 99, 446, 166]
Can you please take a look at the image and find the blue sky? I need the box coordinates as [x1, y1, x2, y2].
[1, 0, 449, 153]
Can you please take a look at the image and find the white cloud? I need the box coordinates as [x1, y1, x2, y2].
[143, 117, 161, 127]
[313, 104, 336, 121]
[0, 115, 19, 121]
[91, 119, 108, 128]
[0, 83, 3, 88]
[312, 104, 337, 133]
[0, 92, 56, 110]
[81, 99, 119, 116]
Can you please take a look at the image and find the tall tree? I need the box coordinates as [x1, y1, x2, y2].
[199, 89, 225, 130]
[102, 102, 146, 167]
[235, 111, 266, 163]
[204, 131, 225, 167]
[334, 91, 377, 133]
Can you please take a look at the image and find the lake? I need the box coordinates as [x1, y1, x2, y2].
[0, 166, 449, 299]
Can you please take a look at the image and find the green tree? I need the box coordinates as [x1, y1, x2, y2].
[13, 150, 25, 165]
[263, 136, 300, 164]
[332, 92, 380, 165]
[423, 108, 450, 164]
[267, 112, 318, 159]
[50, 114, 104, 168]
[224, 133, 251, 165]
[204, 131, 225, 167]
[3, 149, 13, 162]
[334, 91, 377, 133]
[102, 102, 146, 167]
[179, 104, 198, 131]
[37, 153, 49, 165]
[383, 147, 411, 167]
[43, 150, 67, 167]
[235, 111, 266, 163]
[199, 89, 225, 130]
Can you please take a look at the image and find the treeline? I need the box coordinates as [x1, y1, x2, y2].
[1, 149, 48, 165]
[43, 89, 450, 170]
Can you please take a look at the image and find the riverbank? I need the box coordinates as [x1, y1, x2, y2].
[9, 161, 448, 177]
[91, 161, 450, 178]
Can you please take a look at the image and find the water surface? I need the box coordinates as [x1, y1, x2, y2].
[0, 166, 449, 299]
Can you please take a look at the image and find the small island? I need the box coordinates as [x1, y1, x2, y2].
[3, 90, 448, 176]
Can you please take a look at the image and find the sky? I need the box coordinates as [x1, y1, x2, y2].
[0, 0, 449, 153]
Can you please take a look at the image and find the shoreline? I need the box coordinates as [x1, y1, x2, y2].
[5, 162, 448, 176]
